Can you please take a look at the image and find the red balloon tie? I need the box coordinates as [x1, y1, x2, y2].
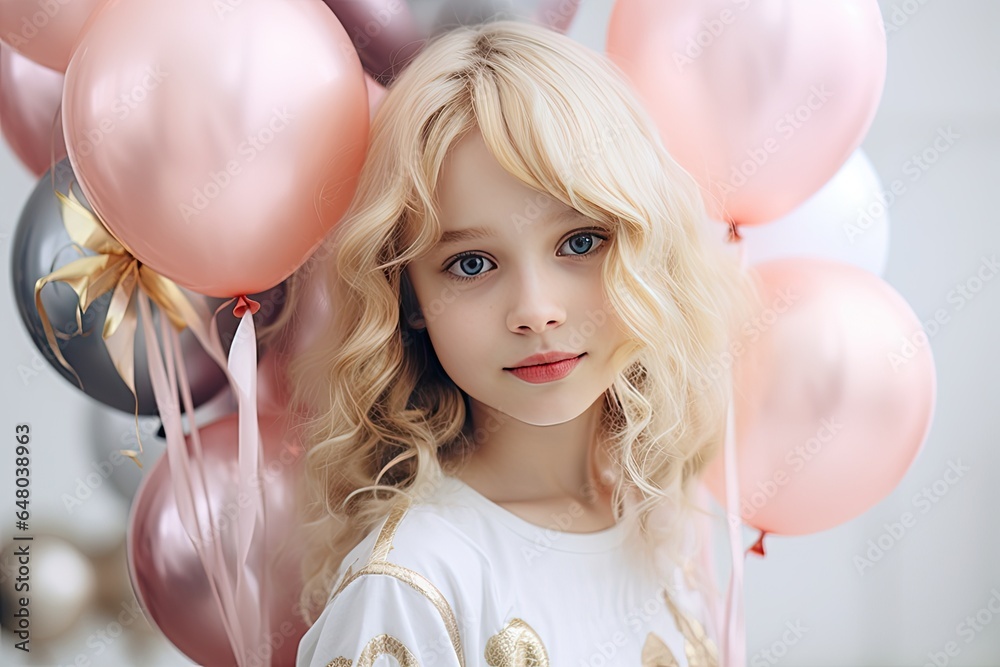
[233, 295, 260, 318]
[747, 530, 768, 557]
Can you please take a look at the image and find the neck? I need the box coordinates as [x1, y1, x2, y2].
[456, 394, 614, 505]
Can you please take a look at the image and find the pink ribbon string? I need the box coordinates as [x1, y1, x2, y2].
[693, 484, 722, 647]
[167, 308, 254, 663]
[721, 238, 750, 667]
[227, 309, 268, 663]
[722, 391, 746, 666]
[138, 288, 269, 667]
[137, 293, 246, 662]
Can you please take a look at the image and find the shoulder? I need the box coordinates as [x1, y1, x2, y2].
[332, 490, 496, 604]
[297, 567, 464, 667]
[297, 491, 497, 667]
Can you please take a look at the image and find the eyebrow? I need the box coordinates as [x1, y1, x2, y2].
[434, 209, 589, 247]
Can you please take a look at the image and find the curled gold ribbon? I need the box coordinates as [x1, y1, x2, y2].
[33, 180, 206, 468]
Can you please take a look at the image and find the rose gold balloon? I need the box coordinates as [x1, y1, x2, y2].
[62, 0, 369, 297]
[0, 0, 108, 71]
[289, 263, 333, 358]
[607, 0, 886, 226]
[256, 350, 291, 418]
[322, 0, 581, 85]
[702, 258, 936, 535]
[127, 412, 308, 666]
[0, 41, 67, 176]
[257, 265, 331, 417]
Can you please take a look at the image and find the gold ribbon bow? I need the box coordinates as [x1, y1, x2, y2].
[33, 180, 206, 467]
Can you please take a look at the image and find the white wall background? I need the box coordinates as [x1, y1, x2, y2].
[1, 1, 997, 665]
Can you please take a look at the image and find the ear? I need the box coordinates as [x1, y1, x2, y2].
[407, 311, 426, 330]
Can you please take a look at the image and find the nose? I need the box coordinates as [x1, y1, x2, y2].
[506, 267, 566, 334]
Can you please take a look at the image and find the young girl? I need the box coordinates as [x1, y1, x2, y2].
[283, 18, 757, 667]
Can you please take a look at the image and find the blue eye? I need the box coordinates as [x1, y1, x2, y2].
[561, 233, 602, 256]
[443, 230, 609, 282]
[447, 255, 496, 281]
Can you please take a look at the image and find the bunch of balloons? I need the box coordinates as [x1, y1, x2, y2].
[2, 0, 938, 665]
[2, 1, 582, 665]
[606, 0, 936, 537]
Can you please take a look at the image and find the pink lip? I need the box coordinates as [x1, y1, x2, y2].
[507, 351, 583, 369]
[505, 353, 585, 384]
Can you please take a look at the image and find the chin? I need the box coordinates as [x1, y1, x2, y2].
[502, 400, 594, 428]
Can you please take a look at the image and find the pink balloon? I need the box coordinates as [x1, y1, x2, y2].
[0, 0, 108, 71]
[606, 0, 886, 226]
[62, 0, 370, 297]
[127, 412, 308, 666]
[702, 258, 936, 535]
[0, 41, 67, 176]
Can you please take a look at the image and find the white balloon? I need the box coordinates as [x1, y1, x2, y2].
[0, 535, 97, 641]
[707, 150, 891, 276]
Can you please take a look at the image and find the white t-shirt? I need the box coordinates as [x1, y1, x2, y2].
[296, 474, 719, 667]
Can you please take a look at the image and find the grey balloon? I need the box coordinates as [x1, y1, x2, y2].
[10, 158, 287, 415]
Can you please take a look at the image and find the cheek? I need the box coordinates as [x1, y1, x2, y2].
[572, 276, 617, 329]
[426, 322, 485, 386]
[424, 301, 483, 357]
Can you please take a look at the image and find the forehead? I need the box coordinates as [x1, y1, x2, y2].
[435, 129, 573, 231]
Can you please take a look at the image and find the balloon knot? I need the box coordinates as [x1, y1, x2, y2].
[233, 295, 260, 318]
[747, 529, 768, 557]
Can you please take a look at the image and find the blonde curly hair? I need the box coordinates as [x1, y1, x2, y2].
[261, 19, 760, 626]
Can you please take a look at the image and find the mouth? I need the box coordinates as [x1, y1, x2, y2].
[503, 353, 586, 384]
[504, 352, 586, 370]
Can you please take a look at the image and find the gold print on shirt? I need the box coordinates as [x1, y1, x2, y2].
[662, 589, 719, 667]
[484, 618, 550, 666]
[641, 632, 680, 666]
[325, 498, 467, 667]
[359, 633, 419, 666]
[325, 634, 418, 667]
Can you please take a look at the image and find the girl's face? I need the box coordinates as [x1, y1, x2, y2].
[405, 128, 636, 426]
